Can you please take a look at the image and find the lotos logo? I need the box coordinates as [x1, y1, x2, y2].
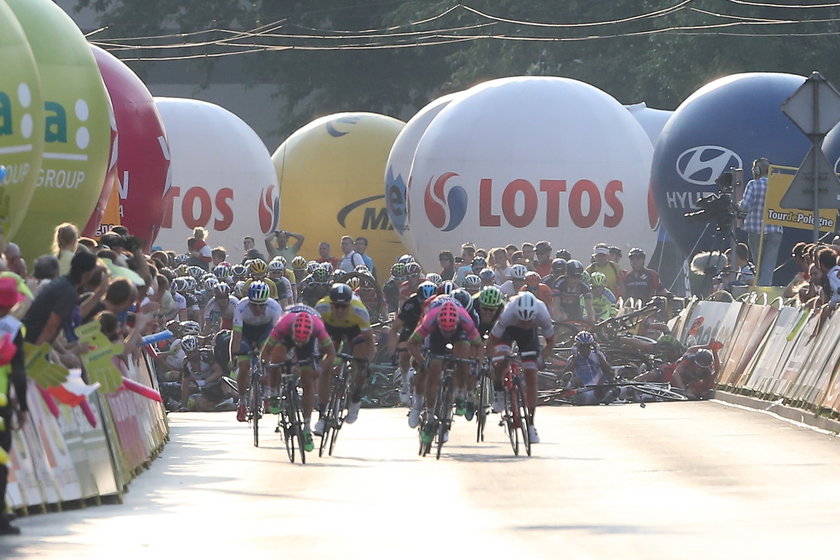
[676, 145, 742, 185]
[424, 172, 468, 231]
[258, 184, 280, 234]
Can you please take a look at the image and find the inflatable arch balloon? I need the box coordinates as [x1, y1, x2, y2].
[7, 0, 111, 260]
[0, 0, 43, 239]
[624, 102, 673, 146]
[153, 98, 277, 255]
[386, 92, 462, 253]
[650, 73, 811, 283]
[272, 112, 406, 278]
[406, 76, 656, 269]
[88, 46, 170, 248]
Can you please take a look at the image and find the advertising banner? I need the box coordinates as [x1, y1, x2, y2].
[764, 165, 835, 231]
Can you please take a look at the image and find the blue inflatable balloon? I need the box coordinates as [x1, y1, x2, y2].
[651, 73, 813, 282]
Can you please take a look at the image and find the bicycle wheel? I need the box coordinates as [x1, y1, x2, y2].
[514, 376, 532, 457]
[290, 388, 307, 464]
[634, 383, 688, 402]
[329, 364, 352, 456]
[249, 370, 262, 448]
[503, 384, 519, 456]
[436, 375, 454, 460]
[280, 393, 295, 463]
[319, 366, 342, 458]
[476, 374, 488, 443]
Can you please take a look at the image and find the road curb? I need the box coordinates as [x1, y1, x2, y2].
[714, 390, 840, 435]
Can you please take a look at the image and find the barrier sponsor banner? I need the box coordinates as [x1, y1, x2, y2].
[718, 303, 778, 387]
[743, 306, 805, 395]
[55, 402, 97, 499]
[76, 394, 119, 497]
[790, 311, 840, 405]
[6, 424, 42, 510]
[775, 313, 818, 398]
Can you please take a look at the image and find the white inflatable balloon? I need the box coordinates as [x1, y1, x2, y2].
[625, 102, 674, 145]
[154, 98, 279, 254]
[385, 92, 462, 252]
[407, 76, 656, 269]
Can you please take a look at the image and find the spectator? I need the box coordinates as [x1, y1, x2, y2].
[783, 242, 811, 299]
[4, 243, 26, 278]
[438, 250, 456, 281]
[31, 255, 60, 296]
[521, 242, 536, 270]
[533, 241, 553, 278]
[354, 236, 376, 277]
[100, 232, 129, 267]
[241, 236, 265, 263]
[53, 222, 79, 276]
[265, 229, 305, 262]
[188, 226, 212, 271]
[211, 247, 227, 267]
[337, 235, 365, 272]
[505, 244, 519, 261]
[510, 250, 525, 266]
[77, 237, 97, 252]
[489, 247, 511, 284]
[739, 157, 781, 286]
[454, 243, 477, 284]
[316, 241, 338, 268]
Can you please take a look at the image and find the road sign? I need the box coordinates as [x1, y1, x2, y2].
[782, 71, 840, 137]
[780, 145, 840, 209]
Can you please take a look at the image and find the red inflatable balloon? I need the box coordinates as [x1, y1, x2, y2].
[90, 46, 170, 249]
[82, 101, 119, 238]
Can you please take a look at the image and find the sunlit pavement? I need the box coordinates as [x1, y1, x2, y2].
[3, 402, 840, 559]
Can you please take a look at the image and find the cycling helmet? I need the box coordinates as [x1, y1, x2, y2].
[330, 283, 353, 304]
[425, 273, 442, 285]
[181, 335, 199, 353]
[437, 280, 456, 295]
[693, 348, 714, 368]
[292, 255, 307, 269]
[416, 281, 437, 301]
[524, 271, 541, 287]
[405, 262, 422, 277]
[180, 321, 201, 337]
[203, 277, 219, 291]
[574, 331, 596, 346]
[213, 264, 231, 280]
[234, 281, 247, 299]
[188, 266, 204, 280]
[656, 334, 683, 361]
[450, 288, 474, 312]
[463, 274, 481, 289]
[321, 261, 334, 275]
[347, 276, 361, 290]
[249, 259, 268, 277]
[171, 277, 188, 293]
[513, 292, 538, 321]
[398, 254, 415, 264]
[274, 255, 287, 265]
[471, 256, 487, 270]
[176, 264, 190, 277]
[478, 286, 504, 308]
[312, 266, 330, 283]
[268, 259, 285, 273]
[391, 262, 407, 279]
[247, 281, 271, 304]
[551, 258, 567, 272]
[479, 268, 496, 283]
[509, 264, 528, 280]
[231, 264, 248, 279]
[590, 272, 607, 287]
[566, 259, 584, 277]
[628, 247, 645, 259]
[354, 264, 370, 275]
[174, 254, 189, 265]
[437, 301, 460, 333]
[306, 260, 320, 274]
[184, 277, 198, 292]
[214, 283, 231, 297]
[292, 312, 314, 344]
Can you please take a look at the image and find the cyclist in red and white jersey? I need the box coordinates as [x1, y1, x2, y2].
[204, 283, 238, 331]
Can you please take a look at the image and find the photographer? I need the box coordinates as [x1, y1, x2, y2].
[739, 158, 782, 286]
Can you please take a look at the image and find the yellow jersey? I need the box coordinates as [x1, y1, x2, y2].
[315, 295, 371, 330]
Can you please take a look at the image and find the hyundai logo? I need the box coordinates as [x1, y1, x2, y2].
[676, 146, 742, 185]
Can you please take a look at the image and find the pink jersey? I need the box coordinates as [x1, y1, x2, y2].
[269, 311, 331, 345]
[413, 302, 480, 341]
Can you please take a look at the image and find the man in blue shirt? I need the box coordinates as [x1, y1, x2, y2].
[739, 158, 782, 286]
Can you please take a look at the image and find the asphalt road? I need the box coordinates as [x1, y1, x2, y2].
[2, 400, 839, 559]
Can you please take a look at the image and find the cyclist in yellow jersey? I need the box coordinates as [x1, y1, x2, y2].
[244, 258, 278, 300]
[313, 283, 374, 431]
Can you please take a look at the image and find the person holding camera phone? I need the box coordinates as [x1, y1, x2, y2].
[739, 157, 782, 286]
[265, 229, 304, 262]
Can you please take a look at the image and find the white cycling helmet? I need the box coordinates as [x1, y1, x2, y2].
[509, 264, 528, 280]
[513, 292, 538, 321]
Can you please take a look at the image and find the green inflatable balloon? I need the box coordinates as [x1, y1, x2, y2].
[0, 0, 43, 239]
[6, 0, 111, 260]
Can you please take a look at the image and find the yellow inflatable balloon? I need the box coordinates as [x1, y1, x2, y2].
[272, 113, 406, 281]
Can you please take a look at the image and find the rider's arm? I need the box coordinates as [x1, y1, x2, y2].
[582, 294, 596, 323]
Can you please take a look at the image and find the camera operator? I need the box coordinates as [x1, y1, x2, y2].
[738, 158, 781, 286]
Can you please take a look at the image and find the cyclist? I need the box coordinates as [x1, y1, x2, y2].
[499, 263, 528, 298]
[299, 265, 332, 307]
[487, 292, 554, 443]
[179, 335, 237, 412]
[522, 271, 553, 310]
[407, 301, 482, 438]
[262, 306, 336, 450]
[267, 259, 294, 307]
[315, 283, 374, 424]
[478, 267, 497, 288]
[552, 259, 595, 323]
[389, 280, 437, 405]
[563, 331, 616, 405]
[462, 274, 482, 295]
[243, 259, 279, 301]
[473, 286, 505, 338]
[623, 248, 661, 303]
[383, 262, 406, 314]
[203, 283, 238, 332]
[398, 262, 424, 305]
[671, 344, 721, 399]
[541, 258, 566, 289]
[589, 272, 617, 322]
[231, 281, 284, 422]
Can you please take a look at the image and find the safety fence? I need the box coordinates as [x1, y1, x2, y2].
[672, 298, 840, 416]
[6, 351, 168, 513]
